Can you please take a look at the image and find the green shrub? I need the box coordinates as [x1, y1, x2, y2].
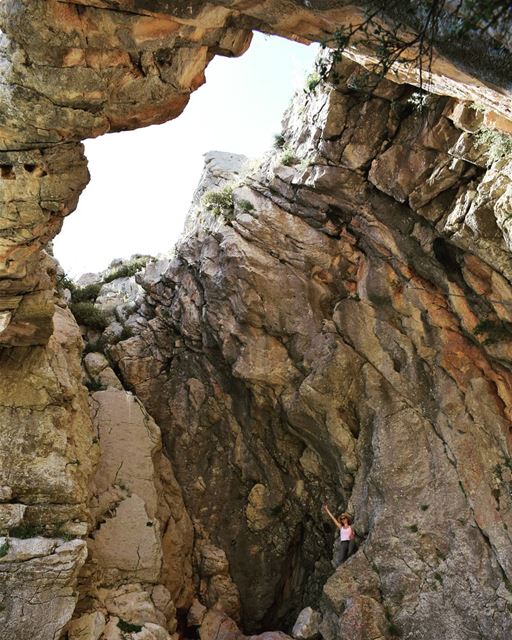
[0, 539, 9, 558]
[117, 620, 142, 633]
[54, 526, 74, 541]
[280, 148, 298, 166]
[103, 256, 150, 284]
[9, 524, 45, 539]
[475, 126, 512, 165]
[238, 199, 254, 213]
[202, 186, 235, 220]
[57, 275, 76, 294]
[273, 133, 286, 149]
[304, 71, 321, 93]
[70, 302, 108, 331]
[71, 283, 101, 303]
[85, 378, 105, 392]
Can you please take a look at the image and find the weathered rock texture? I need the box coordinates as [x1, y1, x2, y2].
[0, 0, 511, 347]
[1, 2, 512, 640]
[0, 538, 88, 640]
[0, 303, 96, 639]
[109, 58, 512, 639]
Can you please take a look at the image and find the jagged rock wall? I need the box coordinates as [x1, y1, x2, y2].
[0, 0, 511, 346]
[0, 303, 96, 639]
[0, 2, 511, 640]
[109, 58, 512, 639]
[72, 360, 193, 640]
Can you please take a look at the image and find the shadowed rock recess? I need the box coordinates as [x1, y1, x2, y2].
[1, 2, 512, 640]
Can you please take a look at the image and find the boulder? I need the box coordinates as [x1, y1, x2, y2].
[291, 607, 321, 640]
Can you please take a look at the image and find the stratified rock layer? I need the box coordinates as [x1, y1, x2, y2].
[0, 0, 511, 346]
[0, 303, 95, 640]
[110, 58, 512, 639]
[0, 2, 512, 639]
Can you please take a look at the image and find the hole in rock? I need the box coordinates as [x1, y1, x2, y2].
[54, 34, 319, 278]
[433, 237, 463, 281]
[0, 164, 15, 179]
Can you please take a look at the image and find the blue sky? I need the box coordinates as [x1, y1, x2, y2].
[54, 34, 319, 276]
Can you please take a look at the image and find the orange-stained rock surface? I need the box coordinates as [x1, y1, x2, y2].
[0, 0, 511, 346]
[0, 2, 512, 640]
[106, 59, 512, 639]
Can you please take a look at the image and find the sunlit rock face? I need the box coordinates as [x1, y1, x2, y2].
[0, 0, 511, 346]
[110, 58, 512, 639]
[0, 2, 512, 640]
[0, 305, 96, 639]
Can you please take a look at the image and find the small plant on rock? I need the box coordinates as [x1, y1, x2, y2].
[280, 147, 298, 167]
[202, 186, 235, 221]
[9, 524, 45, 538]
[475, 126, 512, 165]
[54, 525, 74, 541]
[71, 283, 101, 304]
[0, 539, 9, 558]
[103, 256, 150, 284]
[238, 199, 255, 213]
[57, 274, 76, 294]
[117, 620, 142, 633]
[85, 378, 105, 393]
[273, 133, 286, 149]
[69, 302, 108, 331]
[304, 71, 321, 93]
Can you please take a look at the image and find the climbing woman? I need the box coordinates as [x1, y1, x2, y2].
[323, 504, 356, 564]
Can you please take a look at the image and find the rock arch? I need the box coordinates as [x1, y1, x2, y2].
[0, 0, 511, 346]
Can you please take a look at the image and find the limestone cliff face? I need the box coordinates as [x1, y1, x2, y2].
[0, 3, 512, 640]
[109, 60, 512, 640]
[0, 303, 95, 639]
[0, 0, 511, 347]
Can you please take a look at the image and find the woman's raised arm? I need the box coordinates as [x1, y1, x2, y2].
[323, 504, 341, 529]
